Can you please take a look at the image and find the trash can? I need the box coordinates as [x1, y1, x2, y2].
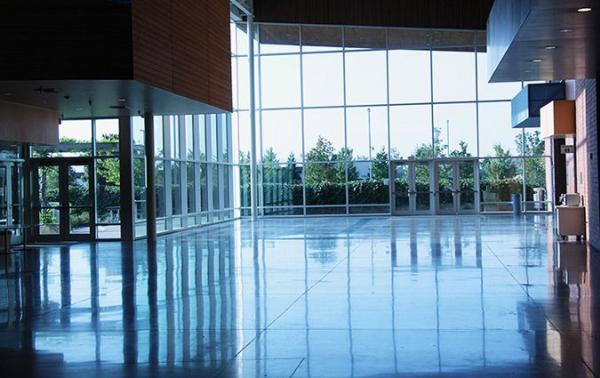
[512, 193, 522, 216]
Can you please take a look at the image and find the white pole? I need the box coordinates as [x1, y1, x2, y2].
[248, 18, 258, 220]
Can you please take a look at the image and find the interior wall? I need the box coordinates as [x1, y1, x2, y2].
[575, 79, 598, 249]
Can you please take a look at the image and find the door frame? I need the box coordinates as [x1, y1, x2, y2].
[390, 158, 480, 216]
[433, 159, 480, 215]
[31, 157, 96, 242]
[390, 160, 434, 216]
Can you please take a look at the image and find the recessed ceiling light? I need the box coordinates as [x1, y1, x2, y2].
[577, 7, 592, 12]
[530, 58, 543, 63]
[560, 28, 572, 33]
[545, 45, 557, 50]
[118, 98, 127, 102]
[3, 92, 12, 96]
[523, 69, 532, 73]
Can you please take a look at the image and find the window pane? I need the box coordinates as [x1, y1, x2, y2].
[302, 53, 343, 107]
[132, 116, 145, 157]
[198, 115, 207, 161]
[210, 115, 218, 161]
[95, 119, 119, 156]
[432, 50, 476, 102]
[261, 109, 302, 162]
[171, 161, 182, 215]
[390, 105, 433, 159]
[221, 114, 229, 162]
[348, 161, 389, 205]
[433, 103, 477, 157]
[389, 50, 431, 104]
[200, 163, 208, 212]
[304, 108, 345, 160]
[211, 164, 220, 211]
[170, 116, 180, 159]
[478, 102, 522, 157]
[260, 163, 303, 207]
[185, 115, 194, 160]
[261, 54, 301, 108]
[155, 160, 166, 217]
[237, 112, 250, 163]
[480, 158, 522, 212]
[477, 52, 522, 101]
[187, 162, 196, 213]
[346, 106, 388, 159]
[259, 24, 300, 54]
[154, 116, 164, 158]
[96, 158, 120, 224]
[305, 162, 346, 205]
[345, 50, 387, 105]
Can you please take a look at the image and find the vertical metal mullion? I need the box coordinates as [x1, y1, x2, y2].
[475, 47, 481, 159]
[429, 48, 435, 157]
[300, 25, 307, 216]
[385, 28, 392, 214]
[206, 116, 214, 214]
[342, 27, 349, 215]
[248, 18, 258, 220]
[180, 115, 188, 228]
[194, 116, 201, 220]
[257, 24, 264, 215]
[164, 116, 173, 230]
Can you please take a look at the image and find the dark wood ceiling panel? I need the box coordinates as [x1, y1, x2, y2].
[254, 0, 495, 30]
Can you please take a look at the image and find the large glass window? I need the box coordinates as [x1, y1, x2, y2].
[231, 24, 534, 216]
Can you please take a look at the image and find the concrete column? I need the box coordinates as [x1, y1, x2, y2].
[145, 112, 157, 241]
[248, 17, 258, 220]
[119, 116, 135, 241]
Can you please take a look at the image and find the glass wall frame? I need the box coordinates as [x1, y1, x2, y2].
[230, 22, 553, 216]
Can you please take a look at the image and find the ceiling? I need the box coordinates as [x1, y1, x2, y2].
[0, 80, 224, 120]
[488, 0, 598, 82]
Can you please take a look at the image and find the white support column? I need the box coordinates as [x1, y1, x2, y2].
[248, 17, 258, 220]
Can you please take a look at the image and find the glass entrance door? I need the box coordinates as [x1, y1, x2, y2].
[33, 159, 95, 241]
[435, 160, 479, 214]
[391, 161, 433, 215]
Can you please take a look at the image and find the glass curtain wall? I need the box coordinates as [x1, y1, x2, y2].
[150, 113, 236, 237]
[230, 23, 551, 215]
[31, 114, 236, 240]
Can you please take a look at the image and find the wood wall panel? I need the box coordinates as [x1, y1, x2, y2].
[254, 0, 494, 30]
[0, 101, 58, 145]
[132, 0, 232, 112]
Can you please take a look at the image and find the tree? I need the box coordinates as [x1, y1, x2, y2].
[305, 136, 336, 185]
[371, 148, 389, 180]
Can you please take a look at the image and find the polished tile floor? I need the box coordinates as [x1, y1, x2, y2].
[0, 216, 598, 377]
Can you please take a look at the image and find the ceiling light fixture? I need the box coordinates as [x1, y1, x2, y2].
[530, 58, 543, 63]
[545, 45, 557, 50]
[577, 7, 592, 12]
[560, 28, 572, 33]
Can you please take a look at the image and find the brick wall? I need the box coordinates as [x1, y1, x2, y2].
[575, 79, 599, 249]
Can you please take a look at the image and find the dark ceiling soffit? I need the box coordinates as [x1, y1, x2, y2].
[487, 0, 598, 82]
[250, 23, 487, 51]
[253, 0, 495, 30]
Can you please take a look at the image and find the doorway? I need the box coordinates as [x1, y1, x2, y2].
[32, 158, 95, 241]
[390, 159, 479, 215]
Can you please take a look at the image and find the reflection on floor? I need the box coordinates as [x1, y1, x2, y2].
[0, 216, 598, 377]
